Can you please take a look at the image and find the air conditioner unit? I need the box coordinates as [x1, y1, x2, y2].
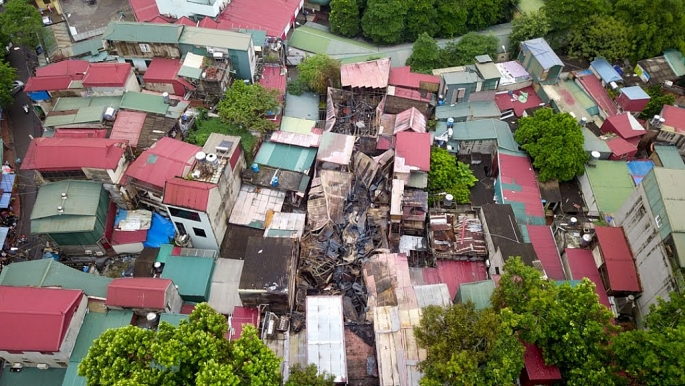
[37, 364, 49, 370]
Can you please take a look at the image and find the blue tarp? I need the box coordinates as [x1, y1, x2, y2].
[591, 58, 622, 84]
[114, 209, 128, 227]
[627, 160, 655, 185]
[0, 173, 15, 209]
[143, 212, 175, 248]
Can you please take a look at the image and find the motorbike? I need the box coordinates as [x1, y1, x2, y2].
[22, 104, 29, 114]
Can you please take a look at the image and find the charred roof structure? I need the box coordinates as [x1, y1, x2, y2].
[427, 209, 487, 262]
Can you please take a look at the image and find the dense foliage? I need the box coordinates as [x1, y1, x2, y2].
[0, 61, 18, 109]
[415, 303, 525, 385]
[217, 81, 280, 131]
[296, 54, 341, 94]
[0, 0, 43, 49]
[640, 85, 676, 120]
[361, 0, 408, 45]
[78, 303, 282, 386]
[404, 0, 439, 41]
[285, 363, 335, 386]
[514, 108, 588, 182]
[427, 147, 478, 204]
[509, 11, 551, 56]
[329, 0, 360, 38]
[567, 15, 632, 63]
[407, 33, 499, 73]
[406, 33, 441, 74]
[188, 117, 257, 163]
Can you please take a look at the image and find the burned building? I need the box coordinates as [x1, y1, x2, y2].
[427, 209, 487, 262]
[325, 87, 386, 154]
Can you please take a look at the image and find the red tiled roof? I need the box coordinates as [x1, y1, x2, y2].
[606, 137, 637, 158]
[175, 16, 196, 26]
[594, 226, 641, 293]
[110, 111, 147, 147]
[394, 107, 427, 134]
[577, 73, 618, 117]
[22, 137, 127, 171]
[660, 104, 685, 133]
[216, 0, 299, 37]
[259, 66, 287, 98]
[523, 343, 562, 382]
[388, 66, 440, 89]
[24, 75, 74, 92]
[144, 58, 182, 83]
[82, 63, 132, 87]
[128, 0, 161, 21]
[498, 152, 545, 219]
[526, 225, 564, 280]
[494, 87, 544, 117]
[0, 286, 83, 352]
[163, 177, 213, 212]
[395, 131, 431, 171]
[106, 278, 172, 309]
[227, 306, 259, 340]
[389, 86, 432, 102]
[341, 58, 391, 89]
[35, 60, 90, 78]
[54, 128, 108, 138]
[111, 229, 148, 245]
[601, 113, 646, 139]
[565, 248, 611, 308]
[125, 137, 201, 189]
[198, 17, 219, 29]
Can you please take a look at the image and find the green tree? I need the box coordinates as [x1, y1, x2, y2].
[0, 0, 44, 48]
[406, 33, 441, 73]
[640, 85, 676, 120]
[361, 0, 407, 44]
[567, 15, 632, 62]
[414, 303, 525, 385]
[78, 303, 282, 386]
[509, 11, 551, 56]
[435, 0, 468, 38]
[217, 81, 280, 131]
[542, 0, 611, 46]
[463, 0, 506, 31]
[441, 32, 499, 67]
[644, 291, 685, 330]
[0, 61, 18, 109]
[427, 147, 478, 204]
[330, 0, 360, 38]
[514, 108, 588, 182]
[404, 0, 439, 41]
[286, 363, 335, 386]
[297, 54, 341, 94]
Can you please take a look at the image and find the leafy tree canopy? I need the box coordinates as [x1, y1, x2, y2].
[415, 303, 525, 386]
[330, 0, 360, 38]
[567, 15, 632, 63]
[297, 54, 341, 94]
[0, 61, 18, 109]
[285, 363, 335, 386]
[640, 85, 676, 120]
[0, 0, 43, 48]
[514, 108, 588, 182]
[404, 0, 439, 41]
[406, 32, 441, 74]
[509, 11, 551, 55]
[542, 0, 611, 46]
[427, 147, 478, 204]
[217, 81, 280, 132]
[441, 32, 499, 68]
[78, 303, 282, 386]
[463, 0, 509, 32]
[435, 0, 468, 38]
[361, 0, 408, 45]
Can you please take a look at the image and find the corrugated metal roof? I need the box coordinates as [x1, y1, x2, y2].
[0, 259, 113, 298]
[664, 49, 685, 77]
[110, 111, 147, 147]
[280, 116, 317, 134]
[31, 180, 105, 233]
[564, 248, 611, 307]
[178, 52, 204, 79]
[53, 96, 122, 111]
[229, 185, 285, 229]
[606, 137, 637, 157]
[264, 212, 306, 238]
[106, 278, 172, 309]
[497, 150, 546, 223]
[626, 160, 654, 184]
[594, 226, 641, 293]
[317, 131, 355, 165]
[143, 58, 182, 82]
[388, 66, 440, 89]
[442, 70, 480, 85]
[36, 60, 90, 78]
[163, 177, 213, 212]
[125, 137, 201, 189]
[577, 73, 618, 116]
[523, 343, 562, 382]
[582, 126, 611, 156]
[601, 113, 646, 139]
[435, 100, 501, 121]
[215, 0, 300, 38]
[22, 137, 126, 171]
[340, 58, 391, 89]
[413, 284, 451, 308]
[0, 368, 66, 386]
[436, 118, 518, 152]
[660, 104, 685, 133]
[521, 38, 563, 69]
[239, 236, 294, 292]
[455, 280, 495, 310]
[259, 66, 287, 96]
[208, 258, 243, 315]
[620, 85, 650, 100]
[284, 91, 320, 120]
[82, 63, 131, 87]
[0, 175, 15, 209]
[161, 256, 215, 302]
[0, 287, 83, 352]
[179, 26, 252, 51]
[254, 142, 317, 173]
[288, 25, 377, 56]
[494, 86, 543, 117]
[270, 129, 320, 148]
[394, 107, 427, 134]
[306, 296, 348, 383]
[70, 310, 133, 362]
[584, 160, 635, 215]
[650, 168, 685, 233]
[475, 61, 501, 80]
[394, 132, 431, 172]
[128, 0, 161, 22]
[53, 128, 108, 138]
[654, 145, 685, 169]
[103, 21, 183, 43]
[24, 75, 74, 92]
[590, 58, 622, 83]
[120, 91, 169, 115]
[525, 225, 565, 280]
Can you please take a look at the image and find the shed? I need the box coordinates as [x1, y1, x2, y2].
[651, 145, 685, 169]
[518, 38, 564, 83]
[106, 277, 175, 310]
[388, 66, 440, 92]
[594, 226, 641, 295]
[660, 104, 685, 134]
[607, 137, 638, 160]
[306, 296, 348, 383]
[617, 86, 650, 113]
[254, 142, 317, 173]
[454, 280, 495, 310]
[577, 160, 635, 217]
[590, 58, 622, 84]
[394, 107, 427, 134]
[161, 256, 215, 302]
[317, 132, 355, 166]
[600, 113, 646, 140]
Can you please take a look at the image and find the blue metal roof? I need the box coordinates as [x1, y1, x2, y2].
[620, 86, 650, 100]
[590, 58, 622, 83]
[0, 173, 15, 208]
[627, 160, 655, 185]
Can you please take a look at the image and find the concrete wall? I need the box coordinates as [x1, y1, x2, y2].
[167, 205, 219, 251]
[164, 284, 183, 314]
[0, 295, 88, 368]
[144, 81, 177, 95]
[81, 156, 128, 185]
[479, 208, 504, 276]
[576, 172, 599, 217]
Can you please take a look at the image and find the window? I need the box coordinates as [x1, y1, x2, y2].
[175, 222, 187, 235]
[168, 207, 201, 222]
[139, 43, 152, 53]
[193, 227, 207, 238]
[495, 267, 500, 275]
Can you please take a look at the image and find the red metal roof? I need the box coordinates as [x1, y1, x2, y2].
[227, 306, 259, 340]
[128, 0, 161, 21]
[82, 63, 132, 87]
[54, 128, 108, 138]
[111, 229, 148, 245]
[390, 86, 432, 102]
[494, 87, 544, 117]
[388, 66, 440, 89]
[600, 113, 646, 139]
[420, 260, 488, 299]
[35, 60, 90, 78]
[577, 73, 618, 117]
[526, 225, 565, 281]
[198, 17, 219, 29]
[175, 16, 196, 26]
[0, 286, 83, 352]
[564, 248, 611, 308]
[341, 58, 391, 89]
[144, 58, 182, 83]
[22, 137, 127, 171]
[394, 131, 431, 171]
[394, 107, 427, 134]
[106, 278, 172, 309]
[522, 343, 562, 383]
[259, 66, 287, 98]
[24, 75, 74, 92]
[125, 137, 201, 189]
[216, 0, 298, 38]
[606, 137, 637, 159]
[660, 104, 685, 133]
[498, 152, 545, 219]
[163, 177, 213, 211]
[594, 226, 641, 293]
[148, 15, 172, 23]
[110, 111, 148, 147]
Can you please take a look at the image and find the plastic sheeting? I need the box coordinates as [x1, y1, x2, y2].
[143, 212, 176, 248]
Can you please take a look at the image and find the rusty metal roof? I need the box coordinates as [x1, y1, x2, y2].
[340, 58, 391, 89]
[393, 107, 427, 134]
[317, 131, 355, 165]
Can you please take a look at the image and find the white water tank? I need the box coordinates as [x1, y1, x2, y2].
[195, 151, 207, 163]
[205, 153, 218, 165]
[589, 151, 600, 165]
[444, 194, 454, 207]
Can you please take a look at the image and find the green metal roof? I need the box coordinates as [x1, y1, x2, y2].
[156, 244, 174, 264]
[582, 127, 611, 156]
[243, 29, 267, 47]
[664, 49, 685, 78]
[71, 38, 104, 56]
[31, 180, 104, 234]
[254, 142, 317, 173]
[0, 367, 66, 386]
[563, 80, 597, 113]
[650, 168, 685, 233]
[435, 119, 519, 152]
[585, 160, 635, 215]
[120, 92, 169, 115]
[455, 280, 496, 310]
[160, 313, 189, 327]
[0, 259, 113, 298]
[435, 101, 501, 120]
[654, 145, 685, 169]
[44, 114, 78, 127]
[161, 256, 215, 302]
[178, 65, 203, 79]
[62, 363, 86, 386]
[671, 232, 685, 268]
[103, 21, 183, 44]
[280, 116, 317, 134]
[179, 26, 252, 51]
[283, 92, 320, 120]
[53, 96, 122, 111]
[289, 26, 377, 56]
